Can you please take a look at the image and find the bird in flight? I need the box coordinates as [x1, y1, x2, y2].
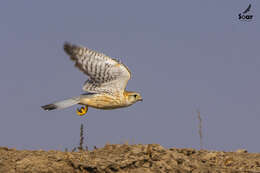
[42, 42, 143, 116]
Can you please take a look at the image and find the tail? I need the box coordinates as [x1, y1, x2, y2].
[41, 97, 80, 111]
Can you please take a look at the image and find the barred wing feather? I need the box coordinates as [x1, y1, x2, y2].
[64, 42, 131, 95]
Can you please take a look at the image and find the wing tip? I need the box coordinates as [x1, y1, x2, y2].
[63, 42, 73, 55]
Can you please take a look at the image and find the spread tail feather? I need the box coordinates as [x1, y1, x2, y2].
[41, 97, 80, 111]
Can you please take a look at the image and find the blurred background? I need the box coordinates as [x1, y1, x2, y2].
[0, 0, 259, 152]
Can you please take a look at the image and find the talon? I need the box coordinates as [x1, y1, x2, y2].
[76, 105, 88, 116]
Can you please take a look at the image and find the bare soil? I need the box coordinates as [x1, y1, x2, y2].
[0, 144, 259, 173]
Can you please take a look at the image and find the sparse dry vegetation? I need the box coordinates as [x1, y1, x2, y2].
[68, 123, 89, 152]
[196, 109, 203, 150]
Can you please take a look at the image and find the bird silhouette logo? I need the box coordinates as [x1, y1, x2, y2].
[242, 4, 251, 14]
[239, 4, 253, 21]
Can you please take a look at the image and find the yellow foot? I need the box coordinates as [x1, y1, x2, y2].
[76, 105, 88, 116]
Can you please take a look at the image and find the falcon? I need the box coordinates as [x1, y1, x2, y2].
[41, 42, 143, 116]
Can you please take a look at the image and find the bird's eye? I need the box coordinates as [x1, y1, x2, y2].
[134, 94, 137, 98]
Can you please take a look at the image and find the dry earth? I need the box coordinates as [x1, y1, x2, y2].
[0, 144, 260, 173]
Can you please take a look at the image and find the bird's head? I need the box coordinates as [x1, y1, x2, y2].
[124, 91, 143, 105]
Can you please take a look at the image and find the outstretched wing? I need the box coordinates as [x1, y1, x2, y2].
[64, 42, 131, 95]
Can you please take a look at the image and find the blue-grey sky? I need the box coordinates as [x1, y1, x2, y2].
[0, 1, 259, 152]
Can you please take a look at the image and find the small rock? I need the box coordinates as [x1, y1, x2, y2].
[224, 157, 234, 166]
[203, 152, 217, 160]
[236, 149, 248, 153]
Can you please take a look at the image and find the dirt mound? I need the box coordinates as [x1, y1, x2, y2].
[0, 144, 259, 173]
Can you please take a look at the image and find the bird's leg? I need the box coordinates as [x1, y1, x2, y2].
[76, 105, 88, 116]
